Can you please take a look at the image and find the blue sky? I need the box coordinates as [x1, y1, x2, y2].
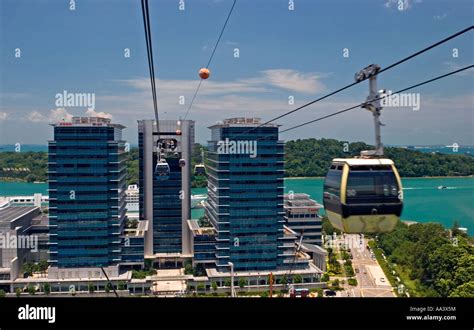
[0, 0, 473, 145]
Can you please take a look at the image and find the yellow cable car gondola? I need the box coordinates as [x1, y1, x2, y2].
[323, 158, 403, 233]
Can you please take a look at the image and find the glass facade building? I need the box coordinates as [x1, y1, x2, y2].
[187, 219, 216, 266]
[150, 155, 182, 253]
[48, 117, 127, 268]
[205, 118, 293, 272]
[138, 120, 194, 257]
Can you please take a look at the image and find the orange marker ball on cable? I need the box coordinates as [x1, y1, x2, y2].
[199, 68, 210, 79]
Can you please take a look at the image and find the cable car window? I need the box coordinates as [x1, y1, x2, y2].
[346, 170, 399, 203]
[324, 169, 342, 200]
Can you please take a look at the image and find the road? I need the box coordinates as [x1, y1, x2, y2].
[332, 234, 395, 298]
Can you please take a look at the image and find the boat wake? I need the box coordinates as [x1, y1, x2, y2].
[403, 186, 472, 190]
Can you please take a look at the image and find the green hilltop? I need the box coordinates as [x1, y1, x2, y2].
[0, 139, 473, 184]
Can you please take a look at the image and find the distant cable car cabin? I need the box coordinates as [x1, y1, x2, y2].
[155, 159, 170, 181]
[194, 164, 206, 176]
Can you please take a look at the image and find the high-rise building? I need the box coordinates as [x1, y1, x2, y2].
[138, 120, 194, 263]
[48, 117, 127, 273]
[205, 118, 296, 272]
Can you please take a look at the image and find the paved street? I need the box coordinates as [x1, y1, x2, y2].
[332, 234, 395, 298]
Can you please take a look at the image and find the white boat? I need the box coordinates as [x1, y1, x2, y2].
[191, 194, 207, 208]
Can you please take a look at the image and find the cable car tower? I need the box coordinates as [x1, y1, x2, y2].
[355, 64, 385, 157]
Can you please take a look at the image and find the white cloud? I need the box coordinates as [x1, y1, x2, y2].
[26, 108, 75, 123]
[259, 69, 327, 94]
[0, 112, 7, 121]
[50, 108, 74, 123]
[85, 108, 113, 119]
[115, 69, 327, 96]
[443, 62, 474, 76]
[27, 111, 47, 122]
[434, 13, 447, 20]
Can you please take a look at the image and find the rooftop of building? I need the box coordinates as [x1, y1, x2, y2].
[0, 205, 40, 229]
[124, 220, 149, 237]
[300, 242, 327, 256]
[205, 262, 323, 278]
[187, 219, 216, 237]
[284, 193, 323, 209]
[208, 117, 280, 129]
[51, 116, 125, 129]
[31, 214, 49, 227]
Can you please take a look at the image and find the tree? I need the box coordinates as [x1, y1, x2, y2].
[449, 281, 474, 297]
[105, 282, 113, 294]
[451, 220, 466, 237]
[280, 275, 288, 286]
[293, 274, 303, 284]
[348, 278, 358, 286]
[118, 281, 126, 291]
[211, 281, 218, 292]
[322, 217, 341, 236]
[38, 260, 49, 273]
[224, 279, 231, 287]
[15, 288, 21, 297]
[0, 290, 5, 298]
[184, 262, 193, 275]
[321, 273, 329, 282]
[43, 283, 51, 295]
[22, 262, 33, 277]
[88, 283, 95, 294]
[197, 283, 205, 292]
[238, 278, 246, 289]
[28, 285, 36, 295]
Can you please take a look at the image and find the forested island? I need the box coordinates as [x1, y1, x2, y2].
[0, 138, 473, 185]
[285, 138, 474, 177]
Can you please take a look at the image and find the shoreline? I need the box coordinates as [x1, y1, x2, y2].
[1, 175, 473, 185]
[285, 175, 474, 180]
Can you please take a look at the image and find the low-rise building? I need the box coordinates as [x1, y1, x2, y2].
[284, 193, 323, 246]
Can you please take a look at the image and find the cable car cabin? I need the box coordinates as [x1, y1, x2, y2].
[194, 164, 206, 176]
[323, 158, 403, 233]
[155, 160, 170, 181]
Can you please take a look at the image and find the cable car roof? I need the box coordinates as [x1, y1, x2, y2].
[331, 158, 394, 166]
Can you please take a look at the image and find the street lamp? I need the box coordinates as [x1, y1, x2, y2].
[228, 262, 235, 298]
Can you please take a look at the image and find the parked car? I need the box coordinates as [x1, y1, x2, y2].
[324, 290, 337, 297]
